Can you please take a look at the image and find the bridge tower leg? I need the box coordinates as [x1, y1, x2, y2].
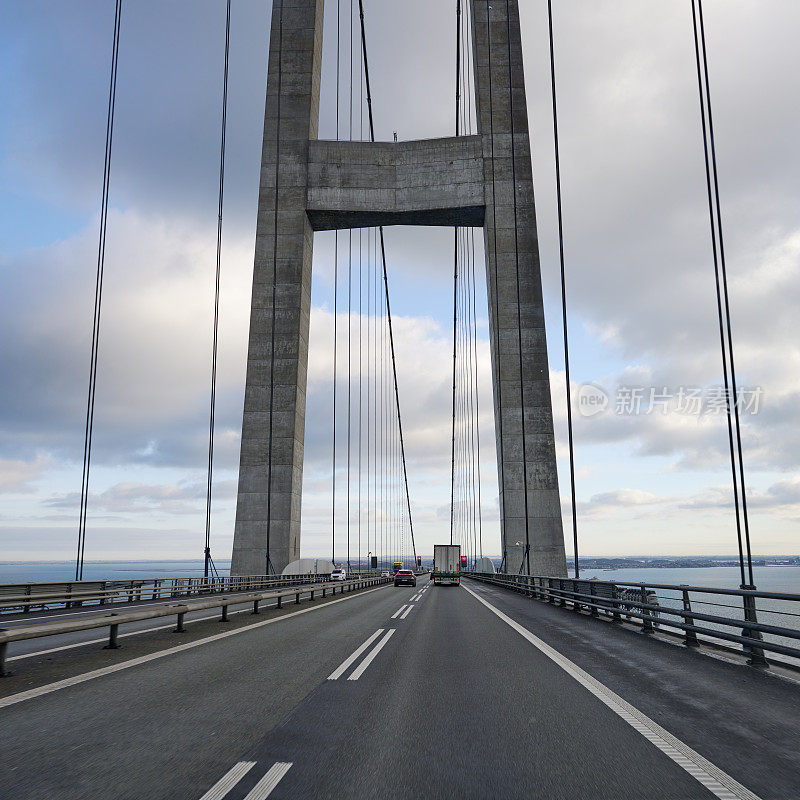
[230, 0, 323, 577]
[471, 0, 567, 577]
[231, 0, 567, 578]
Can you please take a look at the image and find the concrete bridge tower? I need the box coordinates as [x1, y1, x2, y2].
[230, 0, 568, 578]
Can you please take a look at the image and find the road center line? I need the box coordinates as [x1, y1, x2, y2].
[390, 605, 407, 619]
[399, 606, 414, 619]
[199, 761, 256, 800]
[462, 583, 761, 800]
[0, 585, 389, 710]
[348, 629, 395, 680]
[242, 762, 293, 800]
[328, 629, 384, 680]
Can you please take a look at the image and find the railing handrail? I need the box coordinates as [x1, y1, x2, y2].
[0, 573, 387, 614]
[465, 572, 800, 670]
[0, 575, 392, 676]
[465, 572, 800, 602]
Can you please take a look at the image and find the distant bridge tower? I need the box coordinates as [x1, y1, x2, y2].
[230, 0, 568, 578]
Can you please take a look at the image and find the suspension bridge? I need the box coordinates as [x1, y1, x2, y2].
[1, 1, 799, 799]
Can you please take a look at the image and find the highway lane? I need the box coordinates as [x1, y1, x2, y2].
[0, 581, 409, 799]
[460, 577, 800, 800]
[1, 576, 791, 799]
[207, 579, 729, 800]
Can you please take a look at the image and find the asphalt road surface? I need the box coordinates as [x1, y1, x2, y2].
[0, 576, 797, 799]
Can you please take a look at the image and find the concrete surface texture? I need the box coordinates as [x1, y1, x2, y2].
[231, 0, 567, 577]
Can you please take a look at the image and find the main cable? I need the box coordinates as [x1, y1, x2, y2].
[76, 0, 122, 581]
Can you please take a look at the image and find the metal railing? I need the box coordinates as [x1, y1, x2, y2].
[466, 572, 800, 669]
[0, 573, 385, 615]
[0, 575, 391, 676]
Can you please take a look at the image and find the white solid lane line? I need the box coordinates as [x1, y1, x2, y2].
[243, 762, 293, 800]
[399, 606, 414, 619]
[328, 629, 384, 680]
[390, 605, 407, 619]
[0, 585, 390, 710]
[199, 761, 256, 800]
[462, 584, 761, 800]
[348, 629, 395, 680]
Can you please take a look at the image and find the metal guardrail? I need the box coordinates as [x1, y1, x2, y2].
[466, 572, 800, 669]
[0, 576, 391, 676]
[0, 573, 382, 615]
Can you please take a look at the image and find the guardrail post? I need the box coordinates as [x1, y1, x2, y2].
[220, 605, 229, 622]
[252, 599, 260, 615]
[310, 590, 315, 601]
[741, 587, 769, 668]
[277, 595, 282, 609]
[611, 586, 622, 623]
[100, 582, 107, 606]
[571, 581, 582, 613]
[681, 589, 699, 647]
[0, 641, 8, 676]
[24, 585, 31, 614]
[322, 587, 326, 598]
[295, 592, 301, 605]
[641, 586, 654, 634]
[589, 583, 599, 617]
[174, 612, 185, 633]
[105, 623, 120, 649]
[558, 580, 567, 607]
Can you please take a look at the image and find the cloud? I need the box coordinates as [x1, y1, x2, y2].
[0, 454, 50, 494]
[45, 479, 237, 516]
[3, 0, 800, 560]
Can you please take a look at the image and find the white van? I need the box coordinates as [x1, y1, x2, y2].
[330, 568, 347, 582]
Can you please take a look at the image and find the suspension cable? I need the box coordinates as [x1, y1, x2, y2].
[331, 0, 341, 565]
[76, 0, 122, 581]
[450, 0, 461, 548]
[690, 0, 752, 587]
[359, 0, 417, 563]
[484, 0, 508, 573]
[505, 0, 531, 576]
[203, 0, 231, 581]
[547, 0, 579, 579]
[697, 0, 754, 587]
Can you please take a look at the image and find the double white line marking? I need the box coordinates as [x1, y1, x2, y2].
[328, 628, 395, 681]
[199, 761, 292, 800]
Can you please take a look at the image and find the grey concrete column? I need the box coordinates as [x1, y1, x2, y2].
[471, 0, 567, 577]
[231, 0, 324, 576]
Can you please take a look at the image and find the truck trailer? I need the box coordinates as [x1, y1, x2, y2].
[432, 544, 461, 585]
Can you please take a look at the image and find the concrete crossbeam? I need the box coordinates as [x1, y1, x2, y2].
[307, 136, 485, 230]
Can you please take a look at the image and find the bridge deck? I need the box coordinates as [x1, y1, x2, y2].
[0, 578, 797, 799]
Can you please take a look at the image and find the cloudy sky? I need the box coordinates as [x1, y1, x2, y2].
[1, 0, 799, 565]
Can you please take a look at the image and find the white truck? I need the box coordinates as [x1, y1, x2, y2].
[432, 544, 461, 585]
